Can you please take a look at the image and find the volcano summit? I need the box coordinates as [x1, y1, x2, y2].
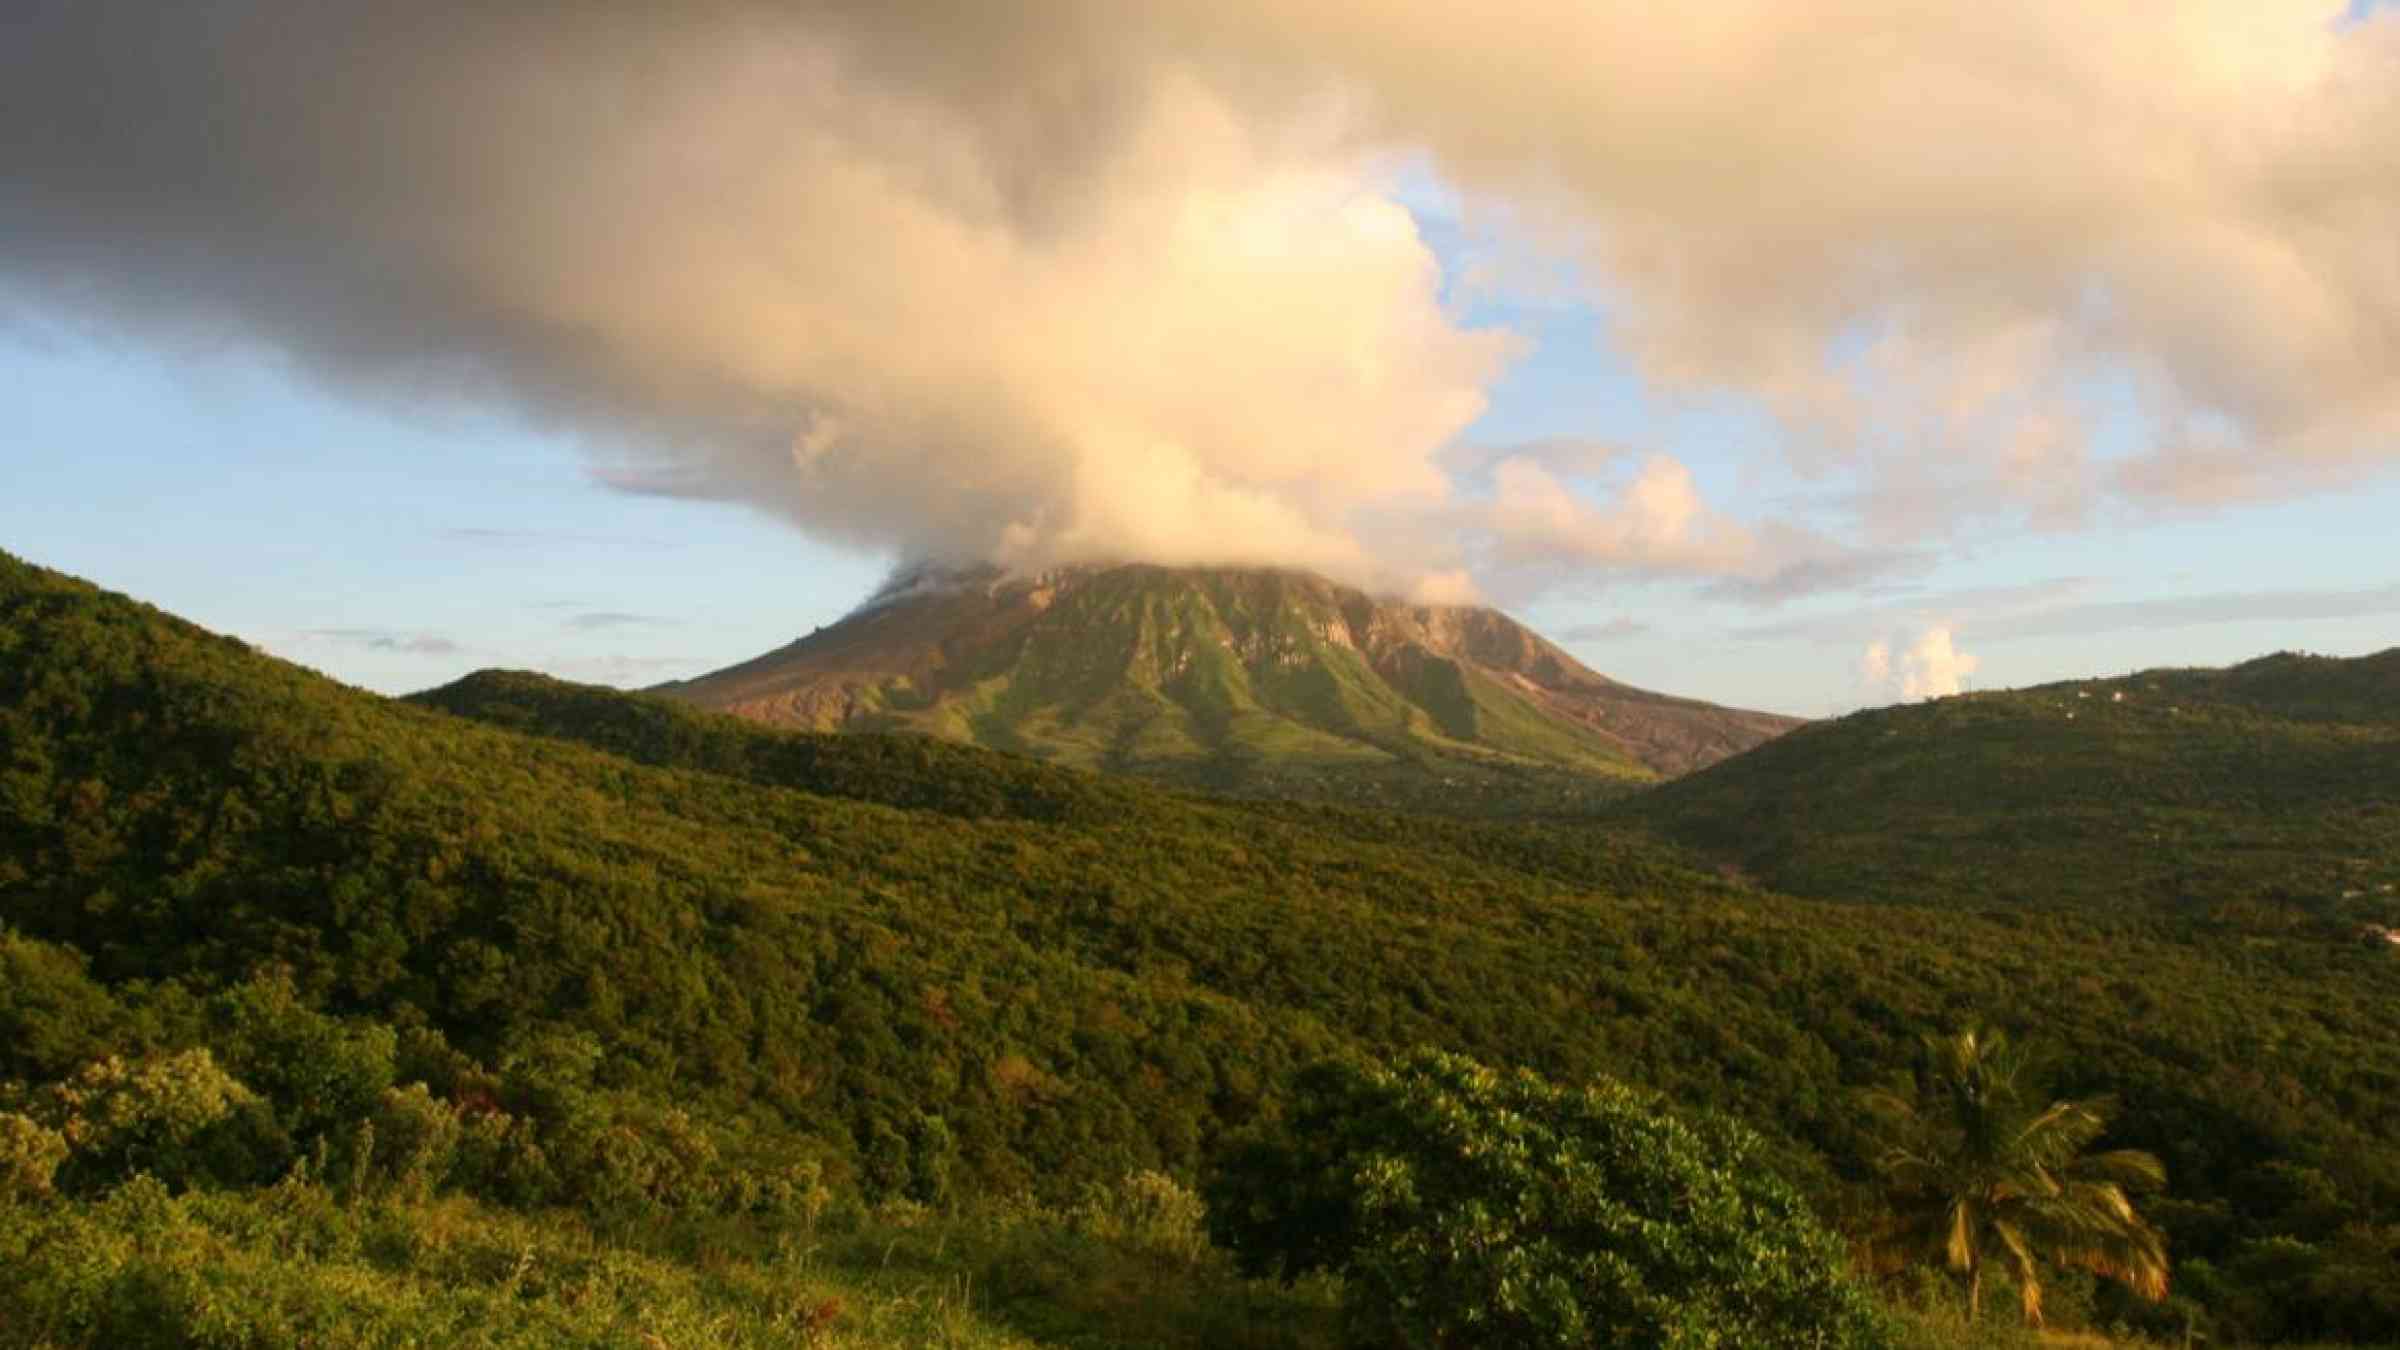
[657, 564, 1798, 811]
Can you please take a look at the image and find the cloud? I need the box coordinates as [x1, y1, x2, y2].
[1407, 569, 1482, 606]
[543, 653, 709, 688]
[1974, 580, 2400, 642]
[1441, 436, 1621, 479]
[1859, 641, 1893, 688]
[4, 2, 2396, 596]
[1479, 455, 1756, 576]
[1558, 617, 1652, 642]
[1753, 576, 2400, 648]
[1861, 625, 1981, 700]
[566, 611, 679, 631]
[1740, 577, 2099, 643]
[442, 527, 680, 552]
[305, 628, 463, 657]
[0, 4, 1504, 591]
[1701, 545, 1939, 608]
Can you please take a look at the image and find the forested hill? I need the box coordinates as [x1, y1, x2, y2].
[1613, 654, 2400, 915]
[410, 667, 1160, 828]
[7, 548, 2400, 1339]
[411, 667, 1726, 902]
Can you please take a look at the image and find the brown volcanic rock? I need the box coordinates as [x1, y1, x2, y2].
[657, 563, 1799, 784]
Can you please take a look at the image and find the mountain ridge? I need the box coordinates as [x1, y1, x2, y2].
[1613, 652, 2400, 913]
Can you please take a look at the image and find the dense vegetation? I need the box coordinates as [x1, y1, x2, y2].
[0, 1042, 1341, 1349]
[1615, 657, 2400, 917]
[1208, 1049, 1891, 1348]
[5, 548, 2400, 1343]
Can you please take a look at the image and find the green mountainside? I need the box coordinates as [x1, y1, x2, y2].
[6, 548, 2400, 1341]
[1614, 657, 2400, 916]
[655, 563, 1799, 813]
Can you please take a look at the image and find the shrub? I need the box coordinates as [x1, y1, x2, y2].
[368, 1083, 462, 1200]
[453, 1107, 558, 1208]
[6, 1049, 265, 1191]
[553, 1103, 724, 1216]
[0, 930, 124, 1081]
[0, 1111, 69, 1198]
[212, 970, 397, 1151]
[1074, 1170, 1211, 1263]
[1208, 1049, 1892, 1349]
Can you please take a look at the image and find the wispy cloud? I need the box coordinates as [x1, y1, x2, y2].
[1701, 546, 1937, 608]
[545, 653, 705, 686]
[1974, 581, 2400, 643]
[442, 527, 679, 551]
[1440, 435, 1621, 481]
[566, 611, 679, 632]
[1748, 577, 2400, 648]
[1557, 617, 1651, 642]
[1737, 577, 2099, 644]
[304, 628, 463, 656]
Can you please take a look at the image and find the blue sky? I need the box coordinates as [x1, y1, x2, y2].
[4, 3, 2396, 718]
[2, 323, 882, 695]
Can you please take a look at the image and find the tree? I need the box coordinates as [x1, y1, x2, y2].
[1208, 1048, 1891, 1349]
[1864, 1026, 2169, 1325]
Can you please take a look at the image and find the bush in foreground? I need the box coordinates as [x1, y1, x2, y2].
[1208, 1049, 1892, 1349]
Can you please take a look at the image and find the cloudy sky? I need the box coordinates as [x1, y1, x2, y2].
[5, 0, 2397, 716]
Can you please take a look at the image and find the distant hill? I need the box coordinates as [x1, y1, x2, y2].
[1614, 653, 2400, 914]
[653, 563, 1799, 812]
[10, 547, 2400, 1340]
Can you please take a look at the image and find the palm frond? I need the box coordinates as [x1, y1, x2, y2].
[1945, 1198, 1978, 1273]
[1990, 1219, 2046, 1326]
[2042, 1221, 2170, 1302]
[2070, 1147, 2167, 1192]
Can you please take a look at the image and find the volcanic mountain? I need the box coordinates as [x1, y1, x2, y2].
[656, 564, 1800, 810]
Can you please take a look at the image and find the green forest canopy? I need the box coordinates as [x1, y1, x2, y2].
[5, 548, 2399, 1341]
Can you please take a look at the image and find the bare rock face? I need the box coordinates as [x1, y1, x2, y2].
[656, 563, 1800, 793]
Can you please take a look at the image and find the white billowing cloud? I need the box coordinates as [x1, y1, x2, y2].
[1407, 569, 1483, 606]
[1904, 628, 1982, 700]
[1482, 455, 1755, 576]
[3, 2, 2395, 599]
[1860, 641, 1894, 689]
[1306, 0, 2400, 532]
[0, 5, 1507, 587]
[1861, 626, 1982, 701]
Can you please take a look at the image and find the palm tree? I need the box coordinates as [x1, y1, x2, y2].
[1863, 1026, 2169, 1326]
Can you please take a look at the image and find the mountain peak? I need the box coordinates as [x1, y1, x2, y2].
[658, 562, 1798, 807]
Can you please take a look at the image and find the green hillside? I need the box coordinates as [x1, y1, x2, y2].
[7, 549, 2400, 1342]
[1615, 657, 2400, 916]
[411, 668, 1724, 901]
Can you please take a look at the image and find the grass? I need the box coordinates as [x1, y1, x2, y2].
[12, 1181, 2377, 1350]
[0, 1177, 1345, 1350]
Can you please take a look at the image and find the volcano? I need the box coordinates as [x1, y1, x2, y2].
[656, 564, 1799, 810]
